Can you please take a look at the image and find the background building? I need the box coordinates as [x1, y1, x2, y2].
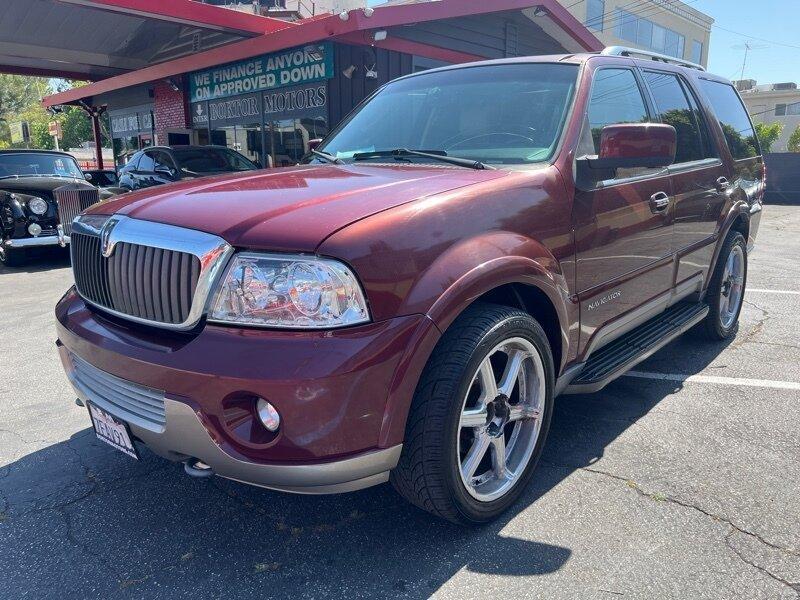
[555, 0, 713, 67]
[200, 1, 366, 20]
[736, 80, 800, 153]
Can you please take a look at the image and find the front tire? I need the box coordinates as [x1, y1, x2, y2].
[700, 230, 747, 341]
[391, 303, 554, 525]
[0, 235, 26, 267]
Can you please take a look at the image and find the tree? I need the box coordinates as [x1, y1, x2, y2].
[788, 126, 800, 153]
[754, 122, 784, 154]
[0, 75, 44, 121]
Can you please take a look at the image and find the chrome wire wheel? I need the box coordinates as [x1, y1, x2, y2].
[457, 337, 546, 502]
[719, 244, 745, 329]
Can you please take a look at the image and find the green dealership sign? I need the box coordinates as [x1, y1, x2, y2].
[189, 43, 334, 103]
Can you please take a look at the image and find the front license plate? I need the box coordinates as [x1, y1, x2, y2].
[88, 403, 139, 460]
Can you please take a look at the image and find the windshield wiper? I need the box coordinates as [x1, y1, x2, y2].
[311, 149, 344, 165]
[353, 148, 493, 170]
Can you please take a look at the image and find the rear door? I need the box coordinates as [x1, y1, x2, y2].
[640, 68, 728, 291]
[696, 78, 765, 249]
[574, 63, 675, 355]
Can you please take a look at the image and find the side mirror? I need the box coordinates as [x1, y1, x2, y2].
[84, 173, 93, 181]
[308, 138, 323, 151]
[577, 123, 676, 188]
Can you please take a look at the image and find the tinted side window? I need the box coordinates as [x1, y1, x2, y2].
[137, 152, 156, 172]
[643, 71, 711, 163]
[587, 68, 649, 153]
[152, 151, 175, 172]
[124, 152, 141, 171]
[699, 80, 760, 160]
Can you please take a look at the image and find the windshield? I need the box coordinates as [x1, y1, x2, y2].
[0, 153, 83, 178]
[318, 63, 579, 166]
[172, 148, 258, 174]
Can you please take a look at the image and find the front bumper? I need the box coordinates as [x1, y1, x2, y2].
[56, 288, 436, 493]
[3, 232, 67, 248]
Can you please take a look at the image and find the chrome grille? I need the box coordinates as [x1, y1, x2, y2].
[55, 185, 100, 234]
[71, 233, 201, 325]
[69, 215, 233, 330]
[69, 352, 166, 433]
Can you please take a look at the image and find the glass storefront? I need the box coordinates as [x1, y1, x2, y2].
[108, 105, 155, 167]
[190, 70, 331, 168]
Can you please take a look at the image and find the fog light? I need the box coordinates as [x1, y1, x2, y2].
[256, 398, 280, 432]
[28, 223, 42, 237]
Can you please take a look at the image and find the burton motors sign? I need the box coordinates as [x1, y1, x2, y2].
[190, 43, 334, 103]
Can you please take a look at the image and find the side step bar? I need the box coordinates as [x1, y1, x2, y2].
[564, 302, 709, 395]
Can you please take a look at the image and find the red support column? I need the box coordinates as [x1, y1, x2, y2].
[92, 111, 104, 170]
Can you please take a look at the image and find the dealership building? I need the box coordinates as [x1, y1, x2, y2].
[3, 0, 605, 169]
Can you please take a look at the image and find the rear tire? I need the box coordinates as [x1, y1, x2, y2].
[700, 230, 747, 341]
[391, 303, 554, 525]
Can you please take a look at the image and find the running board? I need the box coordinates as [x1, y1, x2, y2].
[564, 302, 709, 395]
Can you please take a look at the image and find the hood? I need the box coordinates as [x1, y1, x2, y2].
[87, 164, 509, 252]
[0, 176, 93, 196]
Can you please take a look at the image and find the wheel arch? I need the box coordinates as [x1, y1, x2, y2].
[378, 232, 573, 448]
[705, 201, 751, 294]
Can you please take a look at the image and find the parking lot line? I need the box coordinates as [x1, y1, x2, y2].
[625, 371, 800, 391]
[747, 288, 800, 295]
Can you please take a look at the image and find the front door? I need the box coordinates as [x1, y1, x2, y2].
[574, 65, 675, 357]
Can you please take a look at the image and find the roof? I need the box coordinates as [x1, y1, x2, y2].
[42, 0, 602, 107]
[0, 0, 292, 81]
[0, 149, 74, 156]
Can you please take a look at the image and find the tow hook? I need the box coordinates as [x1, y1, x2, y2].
[184, 457, 214, 479]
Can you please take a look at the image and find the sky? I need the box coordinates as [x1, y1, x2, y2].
[692, 0, 800, 84]
[366, 0, 800, 85]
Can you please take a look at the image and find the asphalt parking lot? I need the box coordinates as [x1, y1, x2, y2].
[1, 207, 799, 600]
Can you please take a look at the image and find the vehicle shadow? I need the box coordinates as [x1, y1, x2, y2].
[0, 334, 730, 599]
[0, 248, 70, 275]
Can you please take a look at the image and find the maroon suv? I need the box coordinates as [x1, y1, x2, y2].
[56, 49, 764, 524]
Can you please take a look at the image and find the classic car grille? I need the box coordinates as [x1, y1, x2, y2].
[68, 352, 166, 432]
[55, 187, 100, 234]
[71, 232, 201, 325]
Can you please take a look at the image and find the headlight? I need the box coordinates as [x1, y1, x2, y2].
[28, 197, 48, 215]
[209, 253, 370, 329]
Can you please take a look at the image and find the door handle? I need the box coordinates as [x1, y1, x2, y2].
[649, 191, 671, 213]
[716, 177, 730, 192]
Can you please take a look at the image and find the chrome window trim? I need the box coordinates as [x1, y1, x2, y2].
[71, 214, 234, 331]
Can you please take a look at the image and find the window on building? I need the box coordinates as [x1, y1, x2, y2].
[700, 80, 760, 160]
[776, 103, 800, 117]
[644, 71, 713, 163]
[586, 0, 605, 31]
[586, 68, 650, 154]
[691, 40, 703, 64]
[614, 9, 686, 59]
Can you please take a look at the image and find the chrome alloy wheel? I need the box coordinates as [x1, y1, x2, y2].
[719, 244, 745, 329]
[457, 337, 546, 502]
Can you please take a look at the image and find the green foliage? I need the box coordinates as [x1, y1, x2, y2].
[0, 76, 104, 151]
[788, 126, 800, 153]
[754, 122, 783, 153]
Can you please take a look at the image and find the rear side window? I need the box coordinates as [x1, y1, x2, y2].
[643, 71, 714, 164]
[586, 68, 649, 153]
[699, 80, 760, 160]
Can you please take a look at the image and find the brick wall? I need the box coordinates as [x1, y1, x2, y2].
[153, 80, 188, 144]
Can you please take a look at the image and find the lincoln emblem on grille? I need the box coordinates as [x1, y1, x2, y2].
[100, 217, 120, 257]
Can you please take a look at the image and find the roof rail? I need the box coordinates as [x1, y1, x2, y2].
[601, 46, 705, 71]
